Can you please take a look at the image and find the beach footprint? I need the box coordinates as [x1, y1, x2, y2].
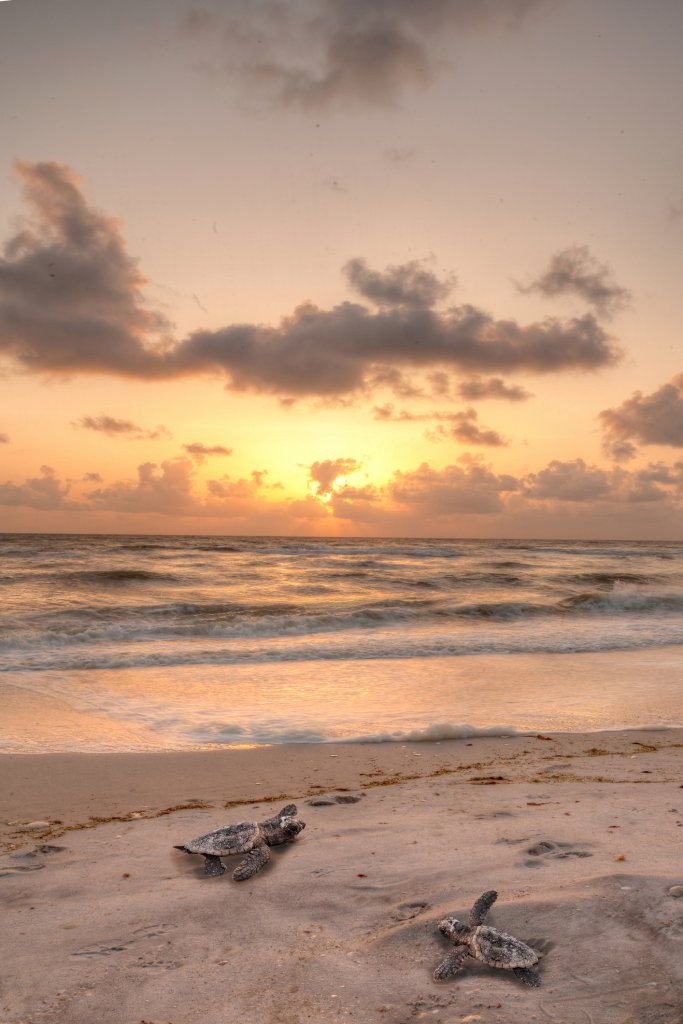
[306, 794, 365, 806]
[136, 958, 185, 970]
[0, 852, 45, 876]
[523, 839, 593, 868]
[73, 922, 177, 957]
[391, 900, 431, 922]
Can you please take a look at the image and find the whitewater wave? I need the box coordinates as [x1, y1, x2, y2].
[3, 615, 683, 672]
[346, 722, 521, 743]
[3, 585, 683, 658]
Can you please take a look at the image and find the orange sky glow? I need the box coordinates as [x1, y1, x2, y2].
[1, 0, 683, 538]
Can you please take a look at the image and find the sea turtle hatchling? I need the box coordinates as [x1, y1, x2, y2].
[433, 890, 541, 987]
[174, 804, 305, 880]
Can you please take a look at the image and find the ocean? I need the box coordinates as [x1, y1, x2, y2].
[1, 533, 682, 751]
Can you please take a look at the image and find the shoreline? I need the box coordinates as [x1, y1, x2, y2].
[3, 727, 682, 851]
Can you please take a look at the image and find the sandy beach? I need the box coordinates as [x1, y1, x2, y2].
[2, 729, 682, 1024]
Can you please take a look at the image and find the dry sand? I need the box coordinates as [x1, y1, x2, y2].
[1, 729, 682, 1024]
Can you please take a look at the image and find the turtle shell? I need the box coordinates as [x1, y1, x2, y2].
[472, 926, 538, 969]
[183, 821, 261, 856]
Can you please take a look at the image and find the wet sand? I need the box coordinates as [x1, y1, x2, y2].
[2, 730, 683, 1023]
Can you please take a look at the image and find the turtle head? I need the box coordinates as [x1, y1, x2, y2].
[281, 815, 305, 836]
[438, 916, 471, 944]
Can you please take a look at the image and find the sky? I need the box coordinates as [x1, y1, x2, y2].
[1, 0, 682, 538]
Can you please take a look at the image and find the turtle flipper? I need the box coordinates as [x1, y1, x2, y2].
[433, 949, 467, 982]
[202, 854, 227, 877]
[262, 804, 297, 827]
[469, 890, 498, 927]
[513, 967, 541, 987]
[233, 842, 270, 881]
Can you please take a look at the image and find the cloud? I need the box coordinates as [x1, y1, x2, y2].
[183, 442, 234, 463]
[621, 461, 683, 503]
[0, 432, 9, 443]
[599, 373, 683, 451]
[3, 452, 683, 538]
[75, 414, 172, 440]
[308, 457, 361, 496]
[85, 460, 270, 518]
[86, 458, 196, 514]
[523, 458, 611, 501]
[517, 245, 631, 318]
[372, 404, 507, 445]
[83, 471, 102, 483]
[388, 457, 518, 515]
[456, 375, 531, 401]
[601, 438, 637, 464]
[206, 469, 266, 500]
[182, 0, 551, 110]
[633, 461, 683, 486]
[344, 257, 455, 308]
[288, 494, 331, 521]
[0, 160, 170, 377]
[447, 408, 507, 446]
[177, 303, 618, 399]
[0, 465, 76, 510]
[1, 163, 621, 401]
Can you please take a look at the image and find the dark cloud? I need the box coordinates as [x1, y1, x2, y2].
[0, 161, 170, 377]
[427, 370, 450, 397]
[1, 163, 621, 401]
[523, 458, 611, 501]
[183, 442, 234, 463]
[83, 471, 102, 483]
[308, 457, 361, 496]
[517, 245, 631, 318]
[634, 461, 683, 486]
[623, 461, 683, 503]
[344, 257, 455, 308]
[0, 433, 9, 443]
[447, 409, 507, 446]
[372, 404, 507, 445]
[182, 0, 551, 110]
[456, 375, 531, 402]
[177, 303, 619, 398]
[365, 367, 426, 399]
[75, 414, 171, 440]
[599, 373, 683, 451]
[0, 465, 76, 510]
[601, 438, 637, 464]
